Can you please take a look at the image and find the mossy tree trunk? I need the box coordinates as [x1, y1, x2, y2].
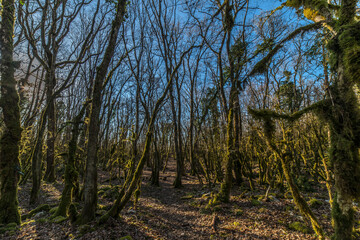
[54, 103, 88, 217]
[329, 49, 360, 240]
[80, 0, 127, 224]
[213, 0, 244, 203]
[29, 109, 47, 205]
[214, 84, 237, 203]
[0, 0, 22, 225]
[233, 95, 243, 185]
[322, 1, 360, 239]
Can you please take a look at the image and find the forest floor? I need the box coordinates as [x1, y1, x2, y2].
[0, 160, 347, 240]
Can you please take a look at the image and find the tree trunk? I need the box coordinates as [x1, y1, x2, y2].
[0, 0, 22, 224]
[170, 84, 183, 188]
[151, 132, 160, 186]
[189, 80, 196, 176]
[44, 73, 56, 183]
[329, 2, 360, 237]
[54, 103, 87, 217]
[330, 59, 360, 240]
[213, 85, 236, 203]
[233, 95, 243, 185]
[30, 109, 47, 205]
[79, 0, 127, 224]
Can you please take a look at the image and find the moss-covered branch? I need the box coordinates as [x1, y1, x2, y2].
[249, 22, 323, 76]
[248, 99, 330, 123]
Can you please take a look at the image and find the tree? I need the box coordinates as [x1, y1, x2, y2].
[98, 44, 197, 224]
[79, 0, 128, 224]
[145, 0, 189, 188]
[19, 0, 104, 203]
[249, 1, 360, 238]
[207, 0, 249, 203]
[0, 0, 22, 225]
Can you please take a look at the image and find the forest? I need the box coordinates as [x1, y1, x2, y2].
[0, 0, 360, 239]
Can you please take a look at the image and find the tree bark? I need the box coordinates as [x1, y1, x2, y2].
[213, 84, 236, 203]
[54, 102, 88, 217]
[30, 109, 47, 205]
[79, 0, 127, 224]
[0, 0, 22, 225]
[44, 73, 56, 182]
[170, 83, 183, 188]
[328, 1, 360, 239]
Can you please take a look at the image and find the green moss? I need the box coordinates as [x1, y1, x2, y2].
[332, 199, 354, 239]
[285, 0, 302, 8]
[49, 207, 58, 214]
[249, 99, 325, 238]
[251, 199, 261, 206]
[119, 236, 133, 240]
[36, 218, 48, 224]
[201, 193, 211, 199]
[98, 185, 119, 200]
[288, 221, 311, 233]
[180, 194, 194, 200]
[208, 197, 221, 207]
[188, 199, 201, 207]
[51, 216, 67, 224]
[257, 195, 265, 201]
[98, 185, 112, 193]
[22, 204, 50, 220]
[308, 198, 323, 208]
[97, 204, 108, 210]
[286, 0, 327, 11]
[134, 187, 141, 204]
[0, 222, 18, 234]
[338, 23, 360, 85]
[20, 219, 35, 227]
[330, 127, 360, 198]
